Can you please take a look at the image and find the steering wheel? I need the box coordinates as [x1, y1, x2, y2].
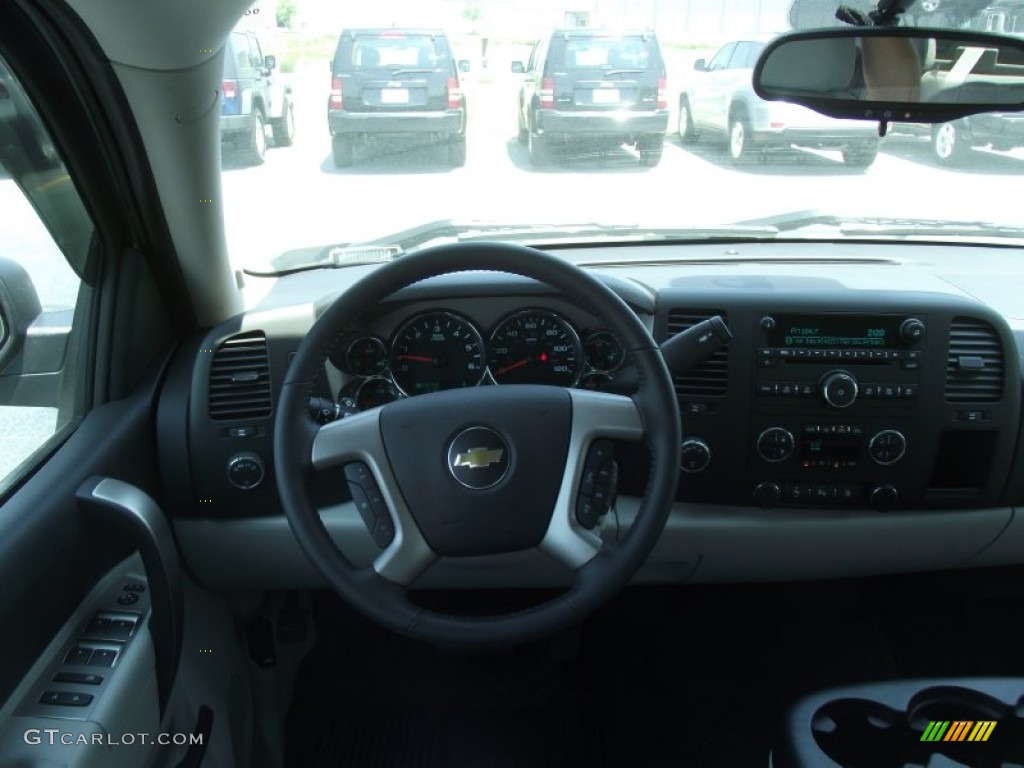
[274, 242, 681, 647]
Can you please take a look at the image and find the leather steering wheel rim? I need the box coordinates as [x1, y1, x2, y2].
[274, 241, 681, 647]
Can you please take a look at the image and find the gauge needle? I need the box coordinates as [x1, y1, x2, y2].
[397, 354, 434, 363]
[498, 359, 530, 375]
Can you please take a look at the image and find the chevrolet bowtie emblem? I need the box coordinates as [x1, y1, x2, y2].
[453, 447, 505, 469]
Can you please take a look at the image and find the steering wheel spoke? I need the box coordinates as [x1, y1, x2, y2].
[312, 410, 437, 585]
[541, 389, 645, 569]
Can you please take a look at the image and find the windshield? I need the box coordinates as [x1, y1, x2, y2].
[219, 0, 1024, 279]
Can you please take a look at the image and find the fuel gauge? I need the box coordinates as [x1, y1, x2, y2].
[345, 336, 388, 377]
[583, 330, 625, 372]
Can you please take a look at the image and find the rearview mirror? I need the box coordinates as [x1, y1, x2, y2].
[264, 54, 276, 71]
[753, 28, 1024, 123]
[694, 58, 707, 72]
[458, 59, 471, 73]
[511, 61, 525, 74]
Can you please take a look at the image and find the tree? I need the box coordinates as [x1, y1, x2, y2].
[276, 0, 297, 29]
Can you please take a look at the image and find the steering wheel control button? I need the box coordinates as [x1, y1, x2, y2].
[344, 462, 394, 547]
[40, 691, 94, 707]
[447, 427, 511, 490]
[227, 451, 266, 490]
[869, 430, 907, 465]
[576, 440, 618, 529]
[821, 371, 858, 409]
[757, 427, 795, 463]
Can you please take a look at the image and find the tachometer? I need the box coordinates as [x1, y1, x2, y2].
[488, 310, 581, 386]
[390, 311, 485, 396]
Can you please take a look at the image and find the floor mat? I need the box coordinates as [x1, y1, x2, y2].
[284, 583, 905, 767]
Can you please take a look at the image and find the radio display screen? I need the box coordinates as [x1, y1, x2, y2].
[767, 315, 903, 348]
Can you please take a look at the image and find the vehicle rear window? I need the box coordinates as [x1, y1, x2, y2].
[559, 36, 653, 70]
[344, 35, 450, 70]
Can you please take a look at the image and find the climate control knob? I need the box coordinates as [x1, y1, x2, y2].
[821, 371, 858, 409]
[869, 430, 907, 465]
[680, 438, 711, 473]
[757, 427, 795, 463]
[753, 482, 782, 509]
[870, 484, 899, 512]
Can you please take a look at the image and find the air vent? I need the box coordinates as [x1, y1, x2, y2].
[945, 317, 1003, 403]
[665, 310, 729, 397]
[208, 332, 272, 420]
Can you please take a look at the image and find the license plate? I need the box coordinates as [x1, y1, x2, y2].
[380, 88, 409, 105]
[592, 88, 620, 104]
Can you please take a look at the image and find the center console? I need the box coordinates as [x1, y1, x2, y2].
[772, 678, 1024, 767]
[654, 291, 1020, 512]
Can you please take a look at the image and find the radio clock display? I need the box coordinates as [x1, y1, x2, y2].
[767, 315, 903, 348]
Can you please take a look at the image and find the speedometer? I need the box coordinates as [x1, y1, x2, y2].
[488, 310, 581, 386]
[390, 311, 485, 396]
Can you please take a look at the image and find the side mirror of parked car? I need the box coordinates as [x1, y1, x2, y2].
[693, 58, 707, 72]
[0, 258, 42, 372]
[511, 61, 525, 74]
[264, 54, 276, 71]
[458, 59, 471, 73]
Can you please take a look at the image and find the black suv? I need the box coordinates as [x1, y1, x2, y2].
[328, 29, 468, 168]
[221, 29, 295, 166]
[513, 29, 669, 167]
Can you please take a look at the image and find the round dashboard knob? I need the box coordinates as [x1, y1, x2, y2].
[756, 427, 795, 463]
[900, 318, 926, 344]
[680, 438, 711, 473]
[753, 481, 781, 509]
[821, 371, 858, 409]
[870, 484, 899, 512]
[869, 430, 907, 466]
[227, 451, 265, 490]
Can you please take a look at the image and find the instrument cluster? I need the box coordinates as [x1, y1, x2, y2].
[330, 308, 627, 411]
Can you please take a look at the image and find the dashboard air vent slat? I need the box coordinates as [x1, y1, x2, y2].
[945, 318, 1003, 403]
[209, 332, 272, 419]
[665, 310, 729, 397]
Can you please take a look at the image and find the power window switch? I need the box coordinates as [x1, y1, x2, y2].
[107, 619, 136, 641]
[84, 617, 111, 638]
[87, 649, 118, 667]
[64, 646, 93, 665]
[53, 672, 103, 685]
[39, 690, 93, 707]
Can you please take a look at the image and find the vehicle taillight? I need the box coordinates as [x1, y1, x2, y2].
[330, 76, 343, 109]
[222, 80, 237, 100]
[540, 77, 555, 109]
[770, 122, 786, 130]
[447, 77, 462, 109]
[657, 77, 667, 110]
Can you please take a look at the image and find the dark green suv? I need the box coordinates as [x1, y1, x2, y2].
[327, 29, 468, 168]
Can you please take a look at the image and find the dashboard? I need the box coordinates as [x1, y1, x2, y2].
[158, 241, 1024, 590]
